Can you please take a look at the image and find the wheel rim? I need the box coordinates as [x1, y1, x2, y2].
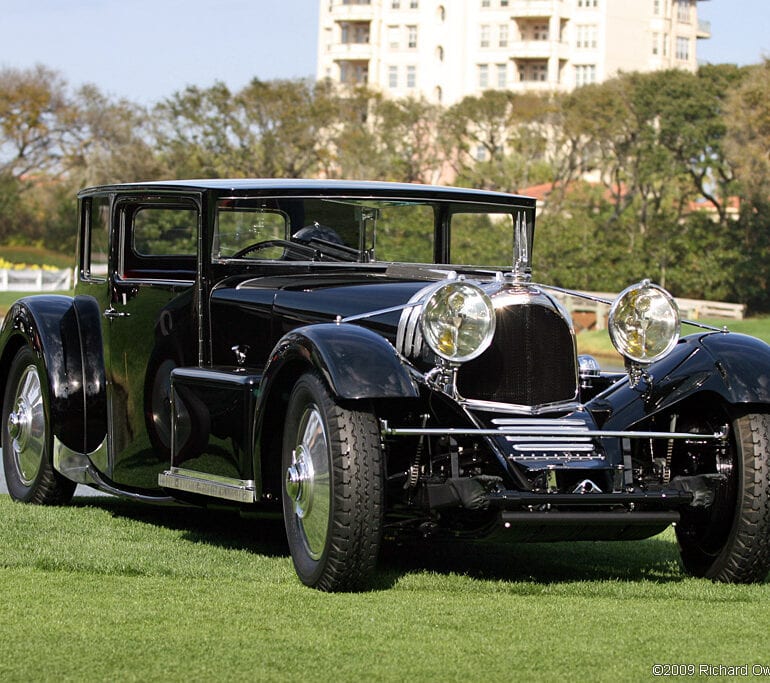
[285, 404, 331, 560]
[6, 364, 46, 486]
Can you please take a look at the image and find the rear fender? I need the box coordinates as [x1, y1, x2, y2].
[0, 295, 106, 455]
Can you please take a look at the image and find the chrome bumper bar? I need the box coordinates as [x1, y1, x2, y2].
[379, 419, 728, 442]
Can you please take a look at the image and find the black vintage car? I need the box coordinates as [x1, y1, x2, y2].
[2, 179, 769, 590]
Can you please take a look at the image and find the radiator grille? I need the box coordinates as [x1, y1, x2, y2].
[456, 304, 577, 406]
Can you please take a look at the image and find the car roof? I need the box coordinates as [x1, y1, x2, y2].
[77, 178, 536, 205]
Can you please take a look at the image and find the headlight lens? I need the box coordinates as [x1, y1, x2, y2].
[421, 281, 496, 363]
[609, 281, 680, 364]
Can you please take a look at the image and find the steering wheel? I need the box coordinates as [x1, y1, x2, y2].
[232, 239, 315, 259]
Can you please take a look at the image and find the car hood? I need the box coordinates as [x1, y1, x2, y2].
[212, 271, 434, 338]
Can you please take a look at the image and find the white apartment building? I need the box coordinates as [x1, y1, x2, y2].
[316, 0, 711, 104]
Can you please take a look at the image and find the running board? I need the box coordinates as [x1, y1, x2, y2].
[159, 468, 257, 504]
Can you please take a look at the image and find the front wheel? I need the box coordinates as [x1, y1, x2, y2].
[2, 346, 75, 504]
[676, 410, 770, 583]
[282, 372, 383, 591]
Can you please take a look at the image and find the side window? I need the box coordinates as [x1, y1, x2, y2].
[121, 201, 198, 280]
[133, 207, 196, 256]
[450, 211, 515, 267]
[82, 195, 110, 281]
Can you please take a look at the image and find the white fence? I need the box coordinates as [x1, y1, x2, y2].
[0, 268, 73, 291]
[558, 291, 745, 331]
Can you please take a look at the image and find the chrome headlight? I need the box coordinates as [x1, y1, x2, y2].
[609, 281, 680, 364]
[421, 281, 496, 363]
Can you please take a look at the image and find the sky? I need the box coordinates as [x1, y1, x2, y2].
[0, 0, 767, 106]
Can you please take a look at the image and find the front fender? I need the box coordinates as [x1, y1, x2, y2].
[698, 332, 770, 404]
[593, 332, 770, 430]
[265, 323, 418, 400]
[0, 295, 106, 454]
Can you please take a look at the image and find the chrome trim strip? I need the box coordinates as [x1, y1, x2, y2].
[492, 417, 588, 427]
[511, 444, 597, 452]
[460, 399, 582, 415]
[159, 467, 256, 504]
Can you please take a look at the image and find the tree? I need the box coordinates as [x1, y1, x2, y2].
[66, 85, 165, 186]
[371, 95, 445, 184]
[0, 65, 72, 180]
[441, 90, 551, 192]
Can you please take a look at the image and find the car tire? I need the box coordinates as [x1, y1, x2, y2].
[676, 411, 770, 583]
[1, 346, 75, 504]
[282, 371, 383, 591]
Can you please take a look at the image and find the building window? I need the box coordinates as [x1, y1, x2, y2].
[388, 25, 399, 49]
[677, 0, 690, 23]
[663, 32, 669, 56]
[438, 5, 445, 21]
[676, 36, 689, 60]
[391, 0, 400, 8]
[576, 24, 597, 48]
[478, 64, 489, 88]
[480, 24, 491, 48]
[406, 65, 417, 88]
[577, 0, 598, 7]
[476, 145, 488, 162]
[653, 0, 661, 15]
[407, 25, 418, 48]
[499, 24, 509, 47]
[410, 0, 418, 8]
[574, 64, 596, 86]
[341, 22, 370, 44]
[388, 65, 398, 88]
[652, 32, 659, 55]
[520, 62, 548, 82]
[436, 45, 444, 61]
[482, 0, 491, 7]
[339, 61, 368, 85]
[533, 24, 549, 41]
[500, 0, 509, 6]
[496, 63, 507, 88]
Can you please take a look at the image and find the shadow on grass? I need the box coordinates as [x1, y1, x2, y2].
[71, 496, 289, 558]
[376, 535, 684, 588]
[71, 495, 687, 589]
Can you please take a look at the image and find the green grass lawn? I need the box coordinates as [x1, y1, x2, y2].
[1, 495, 768, 682]
[0, 245, 73, 269]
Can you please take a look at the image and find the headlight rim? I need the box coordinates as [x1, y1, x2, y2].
[420, 280, 496, 364]
[608, 280, 680, 365]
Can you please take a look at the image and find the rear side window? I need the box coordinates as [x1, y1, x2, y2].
[120, 200, 198, 280]
[133, 206, 197, 256]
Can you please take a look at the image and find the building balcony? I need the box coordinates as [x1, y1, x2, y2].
[509, 0, 569, 19]
[697, 19, 711, 39]
[327, 42, 374, 60]
[511, 40, 570, 60]
[328, 2, 374, 22]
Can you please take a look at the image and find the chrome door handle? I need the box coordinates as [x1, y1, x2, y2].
[103, 306, 130, 319]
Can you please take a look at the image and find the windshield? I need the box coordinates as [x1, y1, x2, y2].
[212, 196, 531, 268]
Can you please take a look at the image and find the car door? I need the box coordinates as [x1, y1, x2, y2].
[104, 194, 201, 490]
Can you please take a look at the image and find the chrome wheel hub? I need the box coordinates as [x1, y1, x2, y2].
[7, 365, 45, 486]
[285, 405, 331, 560]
